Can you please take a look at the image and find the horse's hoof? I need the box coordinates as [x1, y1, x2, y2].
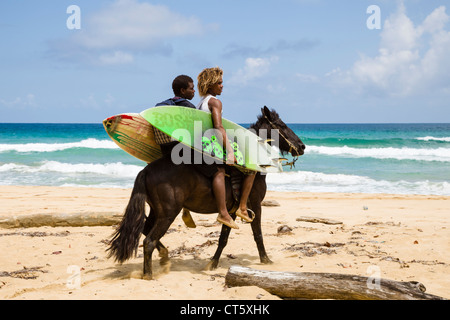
[142, 273, 153, 280]
[204, 260, 218, 271]
[160, 261, 171, 275]
[160, 257, 170, 266]
[261, 257, 273, 265]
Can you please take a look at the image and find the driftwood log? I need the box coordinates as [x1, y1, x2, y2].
[225, 266, 446, 300]
[296, 216, 343, 225]
[261, 200, 280, 207]
[0, 212, 122, 228]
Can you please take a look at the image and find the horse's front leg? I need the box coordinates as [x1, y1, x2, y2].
[205, 213, 236, 270]
[251, 204, 272, 264]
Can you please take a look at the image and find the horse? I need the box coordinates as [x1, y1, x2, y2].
[107, 106, 306, 279]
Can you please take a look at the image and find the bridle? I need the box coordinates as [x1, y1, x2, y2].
[263, 114, 299, 169]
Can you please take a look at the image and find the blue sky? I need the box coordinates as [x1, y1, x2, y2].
[1, 0, 449, 123]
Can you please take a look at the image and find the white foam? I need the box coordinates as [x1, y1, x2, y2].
[0, 138, 119, 153]
[416, 136, 450, 142]
[0, 161, 143, 177]
[1, 162, 449, 195]
[266, 171, 450, 195]
[306, 145, 450, 162]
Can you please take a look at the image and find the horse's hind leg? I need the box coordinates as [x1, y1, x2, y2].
[143, 239, 170, 280]
[143, 214, 177, 280]
[143, 208, 170, 267]
[156, 241, 169, 266]
[143, 236, 156, 280]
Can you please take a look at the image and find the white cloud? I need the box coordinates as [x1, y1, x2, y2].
[80, 94, 99, 109]
[76, 0, 205, 51]
[104, 93, 116, 107]
[380, 3, 419, 52]
[419, 5, 449, 34]
[229, 56, 279, 85]
[0, 94, 36, 108]
[80, 93, 115, 109]
[296, 73, 319, 83]
[51, 0, 208, 65]
[98, 51, 134, 65]
[267, 83, 287, 94]
[328, 4, 450, 97]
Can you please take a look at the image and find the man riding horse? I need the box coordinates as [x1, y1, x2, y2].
[107, 69, 306, 280]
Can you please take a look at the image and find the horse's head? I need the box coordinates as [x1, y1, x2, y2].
[251, 106, 306, 157]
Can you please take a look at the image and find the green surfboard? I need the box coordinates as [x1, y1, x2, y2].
[140, 106, 283, 173]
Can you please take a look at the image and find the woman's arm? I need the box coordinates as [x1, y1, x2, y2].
[209, 98, 236, 164]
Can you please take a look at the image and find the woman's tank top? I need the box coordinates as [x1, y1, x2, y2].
[197, 94, 218, 113]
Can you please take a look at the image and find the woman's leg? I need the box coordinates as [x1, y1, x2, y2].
[237, 173, 256, 222]
[212, 167, 239, 229]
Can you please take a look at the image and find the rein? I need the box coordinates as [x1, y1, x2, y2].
[263, 115, 299, 168]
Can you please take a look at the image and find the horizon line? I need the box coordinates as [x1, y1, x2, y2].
[1, 121, 450, 125]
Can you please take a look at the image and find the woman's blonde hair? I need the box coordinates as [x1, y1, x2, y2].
[197, 67, 223, 97]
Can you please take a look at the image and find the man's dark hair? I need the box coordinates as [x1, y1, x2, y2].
[172, 75, 194, 96]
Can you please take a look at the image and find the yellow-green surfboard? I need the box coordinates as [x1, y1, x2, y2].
[140, 106, 282, 173]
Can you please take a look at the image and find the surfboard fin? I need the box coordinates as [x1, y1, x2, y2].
[259, 164, 276, 169]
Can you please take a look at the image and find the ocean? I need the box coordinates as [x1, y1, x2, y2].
[1, 123, 449, 196]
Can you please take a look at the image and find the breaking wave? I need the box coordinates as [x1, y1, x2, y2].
[306, 145, 450, 162]
[0, 139, 118, 153]
[266, 171, 450, 195]
[0, 161, 142, 177]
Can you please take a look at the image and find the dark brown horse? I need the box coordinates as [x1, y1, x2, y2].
[107, 106, 305, 279]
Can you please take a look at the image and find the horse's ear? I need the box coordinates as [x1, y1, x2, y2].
[262, 106, 272, 120]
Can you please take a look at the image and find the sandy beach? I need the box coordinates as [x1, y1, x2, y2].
[0, 185, 448, 300]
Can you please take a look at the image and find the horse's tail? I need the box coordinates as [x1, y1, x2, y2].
[107, 168, 148, 263]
